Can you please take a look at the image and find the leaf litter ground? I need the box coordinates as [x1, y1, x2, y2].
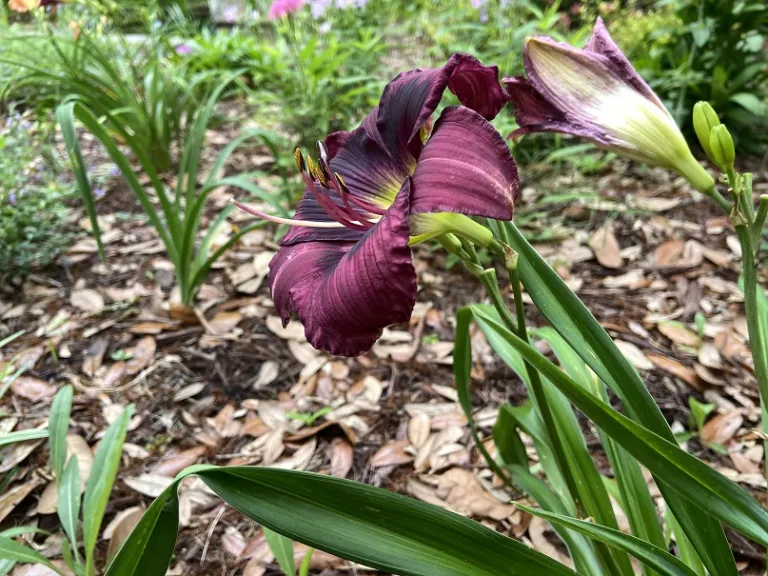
[1, 118, 767, 575]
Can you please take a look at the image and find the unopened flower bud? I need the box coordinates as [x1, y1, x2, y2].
[709, 124, 735, 170]
[692, 102, 720, 161]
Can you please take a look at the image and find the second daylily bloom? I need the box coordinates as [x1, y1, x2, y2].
[235, 54, 519, 356]
[504, 18, 714, 194]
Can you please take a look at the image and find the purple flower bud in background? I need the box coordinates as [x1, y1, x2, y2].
[8, 193, 16, 205]
[109, 166, 120, 177]
[223, 5, 239, 22]
[480, 7, 487, 21]
[175, 43, 193, 55]
[471, 0, 486, 8]
[310, 0, 330, 19]
[94, 188, 106, 198]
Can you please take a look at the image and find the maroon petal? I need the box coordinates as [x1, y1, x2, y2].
[585, 17, 664, 109]
[410, 106, 519, 220]
[375, 53, 508, 166]
[269, 181, 417, 357]
[326, 122, 411, 208]
[503, 76, 605, 142]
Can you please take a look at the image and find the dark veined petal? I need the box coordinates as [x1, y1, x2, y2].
[326, 121, 410, 209]
[269, 180, 417, 357]
[503, 76, 602, 141]
[375, 53, 508, 166]
[584, 17, 664, 110]
[410, 106, 519, 220]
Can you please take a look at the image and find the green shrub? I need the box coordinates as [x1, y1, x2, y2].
[0, 112, 75, 275]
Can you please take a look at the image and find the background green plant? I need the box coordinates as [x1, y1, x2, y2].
[0, 111, 76, 275]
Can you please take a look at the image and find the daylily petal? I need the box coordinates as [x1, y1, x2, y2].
[269, 180, 417, 357]
[503, 19, 712, 190]
[375, 53, 508, 166]
[325, 120, 410, 209]
[584, 17, 664, 110]
[410, 106, 519, 220]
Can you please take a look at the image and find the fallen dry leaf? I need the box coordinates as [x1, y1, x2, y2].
[434, 468, 514, 520]
[700, 411, 743, 445]
[102, 362, 127, 387]
[614, 340, 654, 371]
[654, 239, 684, 267]
[208, 311, 243, 335]
[408, 413, 431, 448]
[657, 321, 700, 348]
[124, 473, 174, 497]
[730, 451, 761, 475]
[588, 225, 622, 269]
[254, 361, 279, 389]
[647, 354, 704, 390]
[105, 507, 144, 560]
[329, 438, 353, 478]
[698, 342, 724, 370]
[82, 337, 107, 377]
[153, 446, 209, 477]
[11, 377, 56, 402]
[370, 439, 413, 468]
[222, 526, 247, 558]
[124, 336, 156, 374]
[70, 288, 105, 314]
[528, 515, 571, 565]
[0, 478, 41, 523]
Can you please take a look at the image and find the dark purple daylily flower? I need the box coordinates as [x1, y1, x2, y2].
[503, 18, 713, 192]
[236, 54, 519, 356]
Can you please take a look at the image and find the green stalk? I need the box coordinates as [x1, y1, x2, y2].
[474, 249, 585, 519]
[753, 195, 768, 255]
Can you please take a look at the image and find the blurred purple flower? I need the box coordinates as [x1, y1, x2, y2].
[8, 193, 16, 205]
[471, 0, 486, 7]
[222, 5, 239, 22]
[94, 188, 106, 198]
[234, 54, 517, 356]
[310, 0, 330, 18]
[250, 9, 260, 19]
[480, 7, 488, 21]
[175, 43, 193, 55]
[109, 166, 120, 177]
[268, 0, 304, 19]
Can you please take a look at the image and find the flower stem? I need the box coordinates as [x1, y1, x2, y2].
[754, 195, 768, 255]
[703, 184, 731, 214]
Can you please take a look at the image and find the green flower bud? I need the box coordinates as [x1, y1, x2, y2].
[692, 102, 720, 161]
[709, 124, 735, 170]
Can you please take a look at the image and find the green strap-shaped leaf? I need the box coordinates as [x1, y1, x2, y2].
[518, 505, 699, 576]
[58, 456, 81, 562]
[533, 326, 667, 576]
[502, 222, 737, 576]
[82, 405, 133, 574]
[0, 429, 48, 448]
[264, 527, 295, 575]
[49, 385, 73, 479]
[457, 305, 768, 547]
[0, 538, 64, 575]
[106, 466, 578, 576]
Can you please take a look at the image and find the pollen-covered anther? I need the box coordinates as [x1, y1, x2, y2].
[294, 148, 306, 174]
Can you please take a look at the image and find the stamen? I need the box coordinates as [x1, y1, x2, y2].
[294, 148, 306, 174]
[335, 173, 386, 216]
[231, 199, 346, 229]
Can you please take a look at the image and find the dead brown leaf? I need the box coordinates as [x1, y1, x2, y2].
[435, 468, 514, 520]
[105, 507, 144, 560]
[208, 311, 243, 335]
[329, 438, 353, 478]
[11, 377, 56, 401]
[153, 446, 209, 477]
[588, 225, 622, 269]
[657, 321, 700, 348]
[124, 336, 156, 374]
[70, 289, 105, 314]
[370, 439, 413, 468]
[0, 478, 41, 523]
[654, 239, 684, 267]
[700, 411, 743, 445]
[647, 354, 704, 390]
[408, 413, 431, 448]
[83, 337, 108, 377]
[614, 340, 654, 371]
